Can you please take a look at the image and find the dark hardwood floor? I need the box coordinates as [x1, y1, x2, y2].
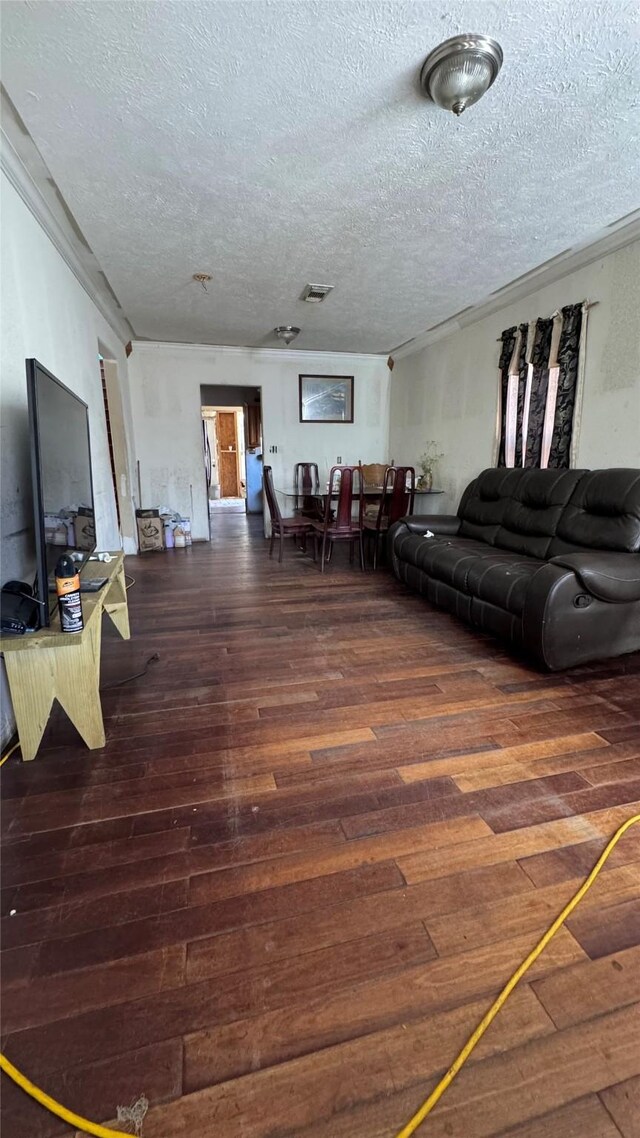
[1, 511, 639, 1138]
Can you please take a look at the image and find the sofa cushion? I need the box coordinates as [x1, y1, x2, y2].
[412, 537, 493, 592]
[398, 534, 542, 616]
[551, 468, 640, 554]
[458, 468, 525, 545]
[394, 532, 479, 579]
[496, 468, 586, 560]
[465, 551, 543, 615]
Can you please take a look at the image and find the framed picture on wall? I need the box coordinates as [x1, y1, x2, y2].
[299, 374, 354, 423]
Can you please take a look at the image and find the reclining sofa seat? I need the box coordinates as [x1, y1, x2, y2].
[388, 467, 640, 670]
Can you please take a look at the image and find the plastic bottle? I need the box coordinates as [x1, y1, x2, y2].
[55, 553, 84, 633]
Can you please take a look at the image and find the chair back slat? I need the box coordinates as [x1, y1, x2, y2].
[321, 465, 362, 532]
[388, 466, 415, 525]
[263, 465, 282, 525]
[295, 462, 319, 494]
[294, 462, 320, 512]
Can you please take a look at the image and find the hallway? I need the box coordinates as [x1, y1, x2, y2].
[1, 522, 639, 1138]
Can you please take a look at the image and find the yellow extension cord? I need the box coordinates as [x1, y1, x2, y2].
[0, 742, 20, 768]
[393, 810, 640, 1138]
[0, 1053, 135, 1138]
[0, 727, 638, 1138]
[0, 741, 136, 1137]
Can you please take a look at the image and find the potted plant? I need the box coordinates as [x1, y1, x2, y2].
[417, 442, 443, 491]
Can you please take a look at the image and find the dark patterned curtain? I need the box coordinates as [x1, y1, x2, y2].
[512, 324, 529, 468]
[496, 302, 585, 470]
[496, 326, 517, 467]
[524, 317, 553, 468]
[549, 303, 583, 468]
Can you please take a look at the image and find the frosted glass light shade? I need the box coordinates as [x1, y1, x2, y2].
[429, 53, 494, 113]
[420, 34, 503, 116]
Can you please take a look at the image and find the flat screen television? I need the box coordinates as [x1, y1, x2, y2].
[26, 359, 96, 627]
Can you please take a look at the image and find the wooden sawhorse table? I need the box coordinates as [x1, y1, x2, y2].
[0, 552, 130, 761]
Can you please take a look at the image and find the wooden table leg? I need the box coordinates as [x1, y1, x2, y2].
[3, 620, 106, 761]
[104, 562, 131, 640]
[55, 618, 106, 750]
[4, 651, 56, 761]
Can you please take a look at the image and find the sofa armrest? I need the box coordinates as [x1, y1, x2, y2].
[394, 514, 462, 537]
[522, 557, 640, 670]
[550, 552, 640, 604]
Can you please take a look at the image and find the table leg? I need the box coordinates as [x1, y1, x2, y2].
[3, 620, 106, 761]
[56, 618, 106, 750]
[104, 563, 131, 640]
[4, 651, 56, 761]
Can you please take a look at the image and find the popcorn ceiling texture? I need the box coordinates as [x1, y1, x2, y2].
[2, 0, 639, 352]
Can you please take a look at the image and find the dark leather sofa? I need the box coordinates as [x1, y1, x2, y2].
[388, 467, 640, 670]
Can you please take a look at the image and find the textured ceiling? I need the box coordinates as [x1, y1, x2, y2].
[2, 1, 639, 353]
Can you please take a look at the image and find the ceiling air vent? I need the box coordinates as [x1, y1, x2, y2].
[301, 283, 334, 303]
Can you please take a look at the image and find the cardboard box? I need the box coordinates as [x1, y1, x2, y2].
[136, 509, 164, 552]
[75, 512, 96, 551]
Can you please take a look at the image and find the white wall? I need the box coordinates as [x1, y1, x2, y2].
[389, 240, 640, 511]
[0, 171, 131, 744]
[127, 343, 391, 539]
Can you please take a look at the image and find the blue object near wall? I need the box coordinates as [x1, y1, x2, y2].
[245, 450, 263, 514]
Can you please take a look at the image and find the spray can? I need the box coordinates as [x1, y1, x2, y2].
[55, 554, 84, 633]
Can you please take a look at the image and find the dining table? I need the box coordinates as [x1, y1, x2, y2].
[276, 484, 444, 506]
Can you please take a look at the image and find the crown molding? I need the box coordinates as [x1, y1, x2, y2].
[391, 211, 640, 361]
[130, 340, 386, 365]
[1, 127, 133, 347]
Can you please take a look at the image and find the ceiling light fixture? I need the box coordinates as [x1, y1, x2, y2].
[274, 325, 301, 346]
[420, 33, 503, 116]
[192, 272, 212, 292]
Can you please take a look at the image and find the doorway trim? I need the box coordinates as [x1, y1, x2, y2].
[98, 347, 136, 552]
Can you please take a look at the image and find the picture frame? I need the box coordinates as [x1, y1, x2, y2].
[299, 374, 354, 424]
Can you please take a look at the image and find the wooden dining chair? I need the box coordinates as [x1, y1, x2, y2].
[363, 465, 415, 569]
[311, 465, 364, 572]
[293, 462, 321, 518]
[359, 461, 389, 487]
[263, 465, 313, 563]
[359, 460, 391, 520]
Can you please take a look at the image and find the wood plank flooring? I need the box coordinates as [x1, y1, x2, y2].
[1, 511, 639, 1138]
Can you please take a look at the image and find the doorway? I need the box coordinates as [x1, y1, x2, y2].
[203, 406, 246, 509]
[200, 385, 263, 528]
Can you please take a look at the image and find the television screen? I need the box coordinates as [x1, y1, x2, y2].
[26, 359, 96, 626]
